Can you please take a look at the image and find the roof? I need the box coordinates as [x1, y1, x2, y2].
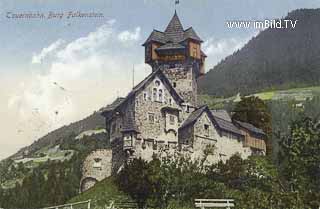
[180, 105, 207, 129]
[142, 30, 167, 46]
[183, 27, 202, 42]
[164, 11, 185, 43]
[143, 11, 203, 48]
[211, 110, 232, 122]
[155, 43, 185, 51]
[101, 68, 184, 118]
[212, 116, 243, 136]
[180, 105, 243, 136]
[99, 97, 125, 113]
[234, 120, 265, 136]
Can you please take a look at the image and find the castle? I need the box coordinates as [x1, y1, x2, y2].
[80, 12, 266, 192]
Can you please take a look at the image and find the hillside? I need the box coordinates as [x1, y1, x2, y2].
[9, 112, 105, 160]
[199, 8, 320, 97]
[68, 177, 131, 209]
[200, 86, 320, 109]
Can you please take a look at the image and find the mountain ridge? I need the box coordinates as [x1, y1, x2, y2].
[199, 8, 320, 97]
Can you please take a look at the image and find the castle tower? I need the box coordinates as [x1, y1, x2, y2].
[143, 11, 207, 106]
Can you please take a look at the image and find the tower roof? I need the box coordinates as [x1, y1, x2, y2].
[143, 11, 203, 46]
[164, 11, 185, 42]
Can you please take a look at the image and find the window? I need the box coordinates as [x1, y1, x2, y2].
[143, 92, 147, 101]
[204, 124, 209, 136]
[93, 158, 102, 169]
[173, 82, 177, 88]
[148, 113, 155, 124]
[153, 88, 157, 101]
[158, 89, 163, 102]
[192, 46, 197, 57]
[186, 105, 190, 113]
[169, 115, 175, 125]
[155, 80, 160, 87]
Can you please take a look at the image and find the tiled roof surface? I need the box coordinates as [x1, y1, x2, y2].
[211, 110, 232, 122]
[99, 97, 125, 113]
[155, 43, 185, 51]
[183, 27, 202, 42]
[143, 30, 167, 45]
[213, 116, 243, 136]
[180, 105, 207, 129]
[180, 106, 243, 136]
[164, 12, 185, 42]
[234, 120, 265, 135]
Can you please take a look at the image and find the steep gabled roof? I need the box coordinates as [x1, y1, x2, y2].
[164, 11, 185, 42]
[101, 68, 184, 118]
[183, 27, 203, 42]
[142, 30, 167, 46]
[180, 105, 244, 136]
[99, 97, 126, 113]
[233, 120, 265, 136]
[180, 105, 207, 129]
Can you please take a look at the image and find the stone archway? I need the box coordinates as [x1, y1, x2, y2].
[80, 177, 98, 193]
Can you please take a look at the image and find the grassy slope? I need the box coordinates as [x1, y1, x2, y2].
[68, 177, 131, 209]
[200, 85, 320, 108]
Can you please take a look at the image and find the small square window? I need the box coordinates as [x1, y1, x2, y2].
[148, 113, 155, 124]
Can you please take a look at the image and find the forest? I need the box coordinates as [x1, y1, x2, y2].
[199, 9, 320, 96]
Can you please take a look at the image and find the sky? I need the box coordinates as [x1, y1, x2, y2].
[1, 0, 320, 160]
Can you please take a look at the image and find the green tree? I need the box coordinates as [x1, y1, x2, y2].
[232, 96, 272, 155]
[116, 158, 152, 209]
[279, 117, 320, 208]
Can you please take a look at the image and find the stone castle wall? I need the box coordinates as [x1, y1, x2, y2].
[80, 149, 112, 192]
[162, 66, 197, 106]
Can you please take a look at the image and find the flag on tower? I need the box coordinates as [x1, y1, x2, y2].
[175, 0, 179, 5]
